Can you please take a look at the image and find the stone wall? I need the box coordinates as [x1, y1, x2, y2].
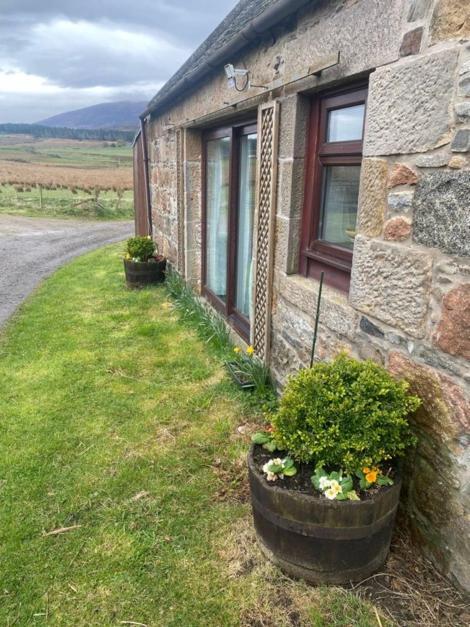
[146, 0, 469, 591]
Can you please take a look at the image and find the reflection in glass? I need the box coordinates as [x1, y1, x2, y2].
[235, 133, 257, 320]
[319, 165, 360, 249]
[206, 137, 230, 300]
[327, 104, 365, 142]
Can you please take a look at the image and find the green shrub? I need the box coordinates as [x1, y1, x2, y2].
[126, 236, 156, 262]
[272, 353, 420, 473]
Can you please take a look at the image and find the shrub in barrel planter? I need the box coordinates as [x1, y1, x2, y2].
[123, 236, 166, 287]
[248, 353, 420, 584]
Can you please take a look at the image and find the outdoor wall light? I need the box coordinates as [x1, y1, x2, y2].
[224, 63, 267, 91]
[224, 63, 249, 90]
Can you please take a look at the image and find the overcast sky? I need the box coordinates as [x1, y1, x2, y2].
[0, 0, 237, 123]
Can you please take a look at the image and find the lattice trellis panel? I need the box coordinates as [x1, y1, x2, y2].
[175, 128, 185, 275]
[251, 101, 280, 362]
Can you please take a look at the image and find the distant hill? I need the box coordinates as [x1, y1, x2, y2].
[0, 123, 135, 143]
[37, 101, 146, 131]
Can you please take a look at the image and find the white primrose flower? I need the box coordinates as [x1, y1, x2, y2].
[262, 458, 284, 481]
[324, 487, 338, 499]
[318, 476, 331, 490]
[324, 479, 342, 500]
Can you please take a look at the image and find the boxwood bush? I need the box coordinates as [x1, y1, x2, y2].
[126, 236, 156, 262]
[272, 353, 420, 473]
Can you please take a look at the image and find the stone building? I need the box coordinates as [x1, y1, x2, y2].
[134, 0, 470, 591]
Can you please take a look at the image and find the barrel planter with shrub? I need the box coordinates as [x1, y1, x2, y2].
[248, 353, 420, 584]
[123, 236, 167, 288]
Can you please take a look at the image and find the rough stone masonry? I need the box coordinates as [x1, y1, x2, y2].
[142, 0, 470, 592]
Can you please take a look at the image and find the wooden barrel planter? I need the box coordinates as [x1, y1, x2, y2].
[248, 446, 401, 584]
[124, 258, 166, 288]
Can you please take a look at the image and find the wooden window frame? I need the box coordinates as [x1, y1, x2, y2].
[300, 84, 368, 291]
[201, 120, 257, 341]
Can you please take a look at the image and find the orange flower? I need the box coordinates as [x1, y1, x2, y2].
[362, 467, 370, 474]
[365, 469, 378, 483]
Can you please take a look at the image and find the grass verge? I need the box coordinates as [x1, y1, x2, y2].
[0, 185, 133, 220]
[0, 244, 389, 626]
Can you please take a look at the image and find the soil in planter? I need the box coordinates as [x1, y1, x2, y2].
[252, 444, 397, 500]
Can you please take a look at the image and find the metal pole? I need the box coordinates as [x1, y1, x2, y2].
[310, 271, 324, 368]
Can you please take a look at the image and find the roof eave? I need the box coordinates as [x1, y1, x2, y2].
[140, 0, 313, 120]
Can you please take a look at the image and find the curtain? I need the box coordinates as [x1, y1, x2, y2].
[235, 133, 257, 319]
[206, 137, 230, 299]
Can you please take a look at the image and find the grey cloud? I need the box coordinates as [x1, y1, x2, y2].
[0, 1, 236, 47]
[0, 0, 237, 121]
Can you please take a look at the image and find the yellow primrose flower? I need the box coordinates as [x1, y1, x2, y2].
[233, 346, 241, 354]
[246, 345, 255, 356]
[365, 469, 378, 483]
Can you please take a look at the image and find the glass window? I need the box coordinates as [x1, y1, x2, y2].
[327, 104, 365, 142]
[203, 124, 257, 339]
[205, 136, 230, 301]
[319, 165, 360, 249]
[235, 133, 257, 319]
[300, 85, 367, 292]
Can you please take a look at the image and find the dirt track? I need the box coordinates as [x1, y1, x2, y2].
[0, 215, 132, 328]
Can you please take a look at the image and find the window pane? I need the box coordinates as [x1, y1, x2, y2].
[319, 165, 360, 249]
[235, 133, 257, 320]
[206, 136, 230, 300]
[327, 104, 365, 142]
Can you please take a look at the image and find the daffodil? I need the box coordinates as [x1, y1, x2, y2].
[246, 345, 255, 356]
[233, 346, 241, 354]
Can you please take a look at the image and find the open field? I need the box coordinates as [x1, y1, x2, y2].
[0, 135, 134, 219]
[0, 245, 388, 626]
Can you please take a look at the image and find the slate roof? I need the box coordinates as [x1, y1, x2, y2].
[145, 0, 277, 115]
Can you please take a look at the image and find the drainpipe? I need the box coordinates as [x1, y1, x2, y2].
[140, 117, 152, 236]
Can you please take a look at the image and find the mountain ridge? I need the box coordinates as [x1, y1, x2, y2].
[38, 101, 146, 130]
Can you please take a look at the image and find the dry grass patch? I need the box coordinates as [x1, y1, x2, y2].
[351, 524, 470, 626]
[216, 517, 391, 627]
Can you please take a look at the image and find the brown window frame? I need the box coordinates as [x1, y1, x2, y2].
[300, 84, 368, 291]
[201, 120, 257, 341]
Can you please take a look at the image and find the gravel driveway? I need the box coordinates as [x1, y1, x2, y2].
[0, 215, 132, 328]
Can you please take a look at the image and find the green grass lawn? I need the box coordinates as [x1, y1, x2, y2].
[0, 139, 132, 168]
[0, 245, 388, 626]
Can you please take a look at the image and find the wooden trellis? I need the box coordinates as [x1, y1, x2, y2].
[251, 100, 280, 362]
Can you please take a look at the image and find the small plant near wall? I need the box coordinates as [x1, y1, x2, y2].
[247, 353, 421, 584]
[226, 345, 272, 397]
[123, 236, 166, 287]
[166, 268, 276, 407]
[165, 268, 230, 350]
